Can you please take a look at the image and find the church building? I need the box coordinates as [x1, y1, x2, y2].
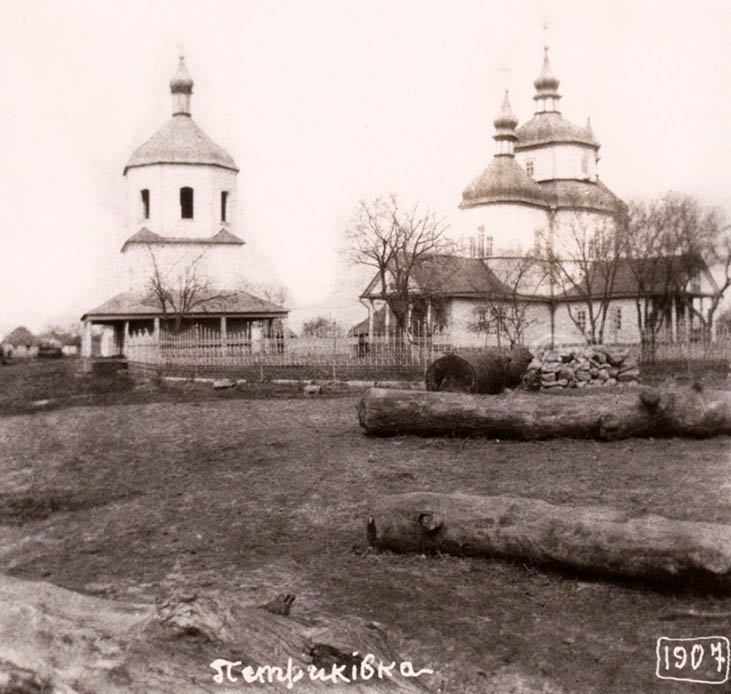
[358, 48, 718, 347]
[81, 56, 287, 357]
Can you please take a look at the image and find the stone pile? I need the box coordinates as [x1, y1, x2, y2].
[522, 347, 640, 390]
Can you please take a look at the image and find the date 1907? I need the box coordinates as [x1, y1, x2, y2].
[656, 636, 729, 685]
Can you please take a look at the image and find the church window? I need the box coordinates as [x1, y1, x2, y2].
[575, 309, 587, 333]
[613, 306, 622, 332]
[485, 235, 493, 257]
[526, 160, 534, 177]
[581, 154, 589, 176]
[221, 191, 229, 222]
[180, 187, 194, 219]
[140, 189, 150, 219]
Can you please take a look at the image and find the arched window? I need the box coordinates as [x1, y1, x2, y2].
[221, 191, 229, 222]
[140, 189, 150, 219]
[180, 187, 194, 219]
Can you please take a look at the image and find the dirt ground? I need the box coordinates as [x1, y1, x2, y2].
[1, 360, 730, 693]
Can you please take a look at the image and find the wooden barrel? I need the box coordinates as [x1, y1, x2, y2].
[425, 347, 532, 394]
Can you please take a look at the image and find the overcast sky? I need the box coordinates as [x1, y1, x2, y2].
[1, 0, 730, 335]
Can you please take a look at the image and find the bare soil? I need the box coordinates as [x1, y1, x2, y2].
[0, 359, 730, 693]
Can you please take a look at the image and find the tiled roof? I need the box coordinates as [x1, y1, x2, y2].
[461, 156, 548, 209]
[121, 227, 244, 250]
[516, 112, 599, 150]
[82, 290, 287, 320]
[124, 115, 238, 174]
[538, 179, 624, 213]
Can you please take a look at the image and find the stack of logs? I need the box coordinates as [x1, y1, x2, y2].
[523, 347, 640, 390]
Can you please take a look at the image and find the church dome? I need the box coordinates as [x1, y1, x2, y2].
[515, 112, 599, 150]
[534, 47, 560, 92]
[169, 55, 194, 93]
[460, 156, 548, 209]
[493, 90, 518, 131]
[123, 115, 238, 173]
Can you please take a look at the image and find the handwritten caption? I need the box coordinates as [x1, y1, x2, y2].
[210, 654, 434, 688]
[656, 636, 729, 685]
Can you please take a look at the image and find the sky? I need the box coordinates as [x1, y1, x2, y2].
[1, 0, 731, 336]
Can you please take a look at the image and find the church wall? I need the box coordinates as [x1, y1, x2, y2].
[550, 208, 617, 258]
[456, 203, 549, 257]
[125, 164, 237, 239]
[552, 299, 641, 345]
[515, 144, 597, 183]
[121, 242, 251, 293]
[445, 297, 552, 347]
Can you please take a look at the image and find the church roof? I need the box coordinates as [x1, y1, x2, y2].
[460, 156, 548, 209]
[516, 112, 599, 150]
[360, 255, 516, 299]
[538, 179, 623, 214]
[123, 115, 238, 174]
[82, 290, 287, 320]
[121, 227, 245, 251]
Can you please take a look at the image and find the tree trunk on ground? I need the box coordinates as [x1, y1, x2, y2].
[357, 387, 731, 440]
[0, 575, 428, 693]
[367, 492, 731, 589]
[425, 348, 532, 394]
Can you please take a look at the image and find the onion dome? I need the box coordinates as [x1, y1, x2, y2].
[460, 156, 548, 209]
[492, 90, 519, 156]
[170, 55, 194, 94]
[534, 46, 560, 92]
[493, 90, 518, 131]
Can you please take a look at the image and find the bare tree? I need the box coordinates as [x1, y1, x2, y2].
[467, 255, 547, 348]
[345, 194, 452, 334]
[626, 193, 731, 352]
[240, 280, 289, 308]
[147, 247, 234, 333]
[545, 207, 627, 345]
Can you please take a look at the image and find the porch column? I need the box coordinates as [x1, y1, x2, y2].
[384, 302, 391, 338]
[81, 319, 92, 358]
[123, 320, 129, 356]
[280, 315, 288, 353]
[670, 297, 677, 343]
[426, 300, 433, 332]
[684, 303, 690, 342]
[367, 300, 375, 340]
[220, 316, 227, 357]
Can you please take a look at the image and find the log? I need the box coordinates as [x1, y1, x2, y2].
[0, 575, 429, 693]
[357, 386, 731, 439]
[425, 347, 532, 394]
[367, 492, 731, 589]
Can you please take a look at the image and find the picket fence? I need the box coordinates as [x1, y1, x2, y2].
[124, 325, 730, 375]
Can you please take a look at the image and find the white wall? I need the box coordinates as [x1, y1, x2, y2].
[454, 203, 549, 257]
[121, 242, 269, 294]
[125, 164, 238, 239]
[515, 143, 597, 182]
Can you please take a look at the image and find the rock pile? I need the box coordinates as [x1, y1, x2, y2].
[522, 347, 640, 390]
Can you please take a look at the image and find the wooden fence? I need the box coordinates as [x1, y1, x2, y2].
[125, 324, 729, 378]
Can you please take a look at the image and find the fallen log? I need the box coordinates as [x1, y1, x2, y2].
[0, 575, 430, 693]
[425, 347, 532, 394]
[357, 386, 731, 439]
[367, 492, 731, 589]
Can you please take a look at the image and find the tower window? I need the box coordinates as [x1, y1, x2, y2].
[526, 160, 535, 177]
[140, 189, 150, 219]
[180, 187, 194, 219]
[581, 155, 589, 175]
[485, 235, 493, 257]
[221, 191, 229, 222]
